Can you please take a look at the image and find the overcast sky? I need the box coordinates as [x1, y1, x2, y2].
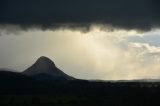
[0, 0, 160, 80]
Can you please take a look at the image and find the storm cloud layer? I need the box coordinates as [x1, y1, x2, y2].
[1, 0, 160, 31]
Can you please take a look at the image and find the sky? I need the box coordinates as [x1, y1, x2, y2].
[0, 0, 160, 80]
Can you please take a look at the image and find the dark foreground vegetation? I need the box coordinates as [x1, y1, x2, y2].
[0, 77, 160, 106]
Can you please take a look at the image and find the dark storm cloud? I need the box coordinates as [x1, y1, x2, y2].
[0, 0, 160, 31]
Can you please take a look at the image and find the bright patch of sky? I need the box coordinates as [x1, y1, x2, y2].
[0, 27, 160, 80]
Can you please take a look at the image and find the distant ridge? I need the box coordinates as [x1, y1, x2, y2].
[23, 56, 74, 80]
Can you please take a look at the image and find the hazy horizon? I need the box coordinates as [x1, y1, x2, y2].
[0, 26, 160, 80]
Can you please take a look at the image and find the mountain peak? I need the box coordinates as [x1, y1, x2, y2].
[37, 56, 53, 62]
[35, 56, 55, 67]
[23, 56, 74, 80]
